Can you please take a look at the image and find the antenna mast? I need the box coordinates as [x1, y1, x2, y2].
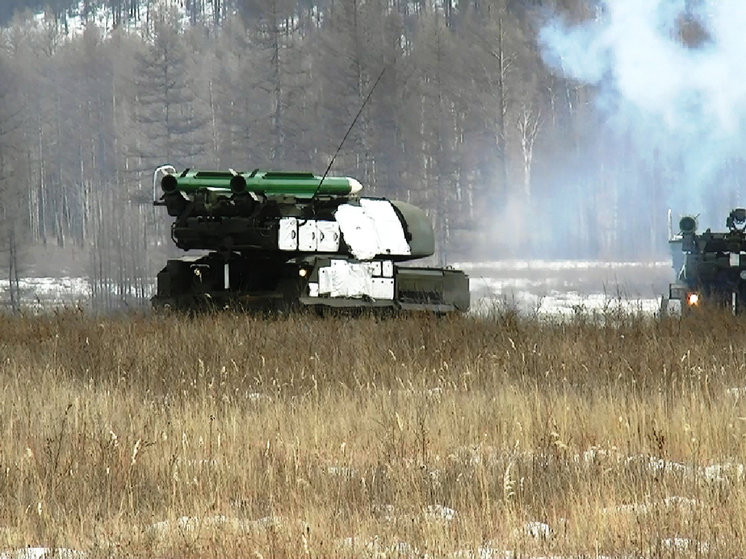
[314, 67, 386, 198]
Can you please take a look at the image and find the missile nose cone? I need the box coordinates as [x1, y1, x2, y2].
[348, 178, 363, 195]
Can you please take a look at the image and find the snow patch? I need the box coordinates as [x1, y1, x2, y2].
[424, 504, 457, 522]
[0, 550, 85, 559]
[512, 521, 552, 540]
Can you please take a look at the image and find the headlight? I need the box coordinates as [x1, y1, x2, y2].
[298, 268, 308, 277]
[686, 292, 700, 306]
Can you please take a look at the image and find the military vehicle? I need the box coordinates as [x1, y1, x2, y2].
[151, 165, 470, 313]
[667, 208, 746, 314]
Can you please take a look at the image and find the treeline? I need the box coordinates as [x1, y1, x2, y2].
[0, 0, 718, 309]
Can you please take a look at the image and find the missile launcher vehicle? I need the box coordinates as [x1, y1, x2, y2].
[151, 165, 470, 313]
[668, 208, 746, 314]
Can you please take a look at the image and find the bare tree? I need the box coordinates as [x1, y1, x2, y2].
[516, 103, 541, 203]
[464, 1, 519, 210]
[237, 0, 310, 167]
[0, 36, 29, 311]
[312, 0, 384, 183]
[134, 3, 207, 171]
[410, 12, 460, 263]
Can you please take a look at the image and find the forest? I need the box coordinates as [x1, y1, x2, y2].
[0, 0, 742, 309]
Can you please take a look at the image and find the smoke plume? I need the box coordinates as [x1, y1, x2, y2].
[539, 0, 746, 232]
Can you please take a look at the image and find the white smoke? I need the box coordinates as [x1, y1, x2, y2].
[539, 0, 746, 230]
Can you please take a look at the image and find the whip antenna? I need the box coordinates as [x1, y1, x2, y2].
[314, 67, 386, 198]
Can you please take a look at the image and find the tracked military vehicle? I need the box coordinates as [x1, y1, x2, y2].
[668, 208, 746, 313]
[151, 165, 470, 313]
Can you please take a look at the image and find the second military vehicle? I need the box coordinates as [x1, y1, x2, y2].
[151, 166, 470, 313]
[668, 208, 746, 314]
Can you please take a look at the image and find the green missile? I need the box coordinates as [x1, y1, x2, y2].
[161, 169, 363, 197]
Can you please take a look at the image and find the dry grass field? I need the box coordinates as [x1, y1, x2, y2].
[0, 306, 745, 558]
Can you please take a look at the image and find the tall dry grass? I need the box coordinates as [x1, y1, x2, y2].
[0, 306, 745, 558]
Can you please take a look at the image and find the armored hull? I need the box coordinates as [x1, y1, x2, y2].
[152, 166, 470, 313]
